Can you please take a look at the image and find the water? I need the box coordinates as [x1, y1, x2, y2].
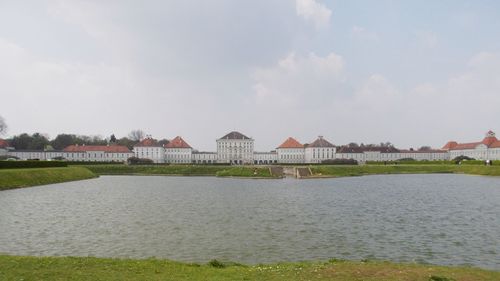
[0, 174, 499, 270]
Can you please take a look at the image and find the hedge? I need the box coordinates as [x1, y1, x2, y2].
[366, 160, 455, 165]
[66, 161, 126, 165]
[0, 161, 68, 169]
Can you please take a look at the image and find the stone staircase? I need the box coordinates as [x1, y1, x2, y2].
[269, 166, 284, 178]
[296, 167, 312, 178]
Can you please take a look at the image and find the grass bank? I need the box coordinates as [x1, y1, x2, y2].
[310, 164, 500, 178]
[81, 164, 275, 178]
[215, 166, 273, 178]
[0, 167, 97, 191]
[0, 255, 498, 281]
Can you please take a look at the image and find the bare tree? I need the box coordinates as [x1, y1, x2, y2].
[128, 129, 145, 141]
[0, 115, 7, 136]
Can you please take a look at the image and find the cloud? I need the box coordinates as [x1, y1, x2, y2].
[252, 52, 345, 108]
[351, 26, 379, 41]
[251, 49, 500, 148]
[296, 0, 332, 29]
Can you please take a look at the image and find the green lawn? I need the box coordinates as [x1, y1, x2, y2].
[310, 164, 500, 178]
[0, 255, 498, 281]
[0, 167, 97, 191]
[80, 164, 229, 176]
[80, 164, 275, 178]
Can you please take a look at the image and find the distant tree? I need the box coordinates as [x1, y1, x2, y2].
[89, 135, 107, 146]
[347, 142, 359, 148]
[51, 134, 77, 150]
[419, 146, 431, 151]
[128, 130, 144, 141]
[78, 135, 92, 144]
[117, 137, 137, 150]
[381, 142, 393, 147]
[109, 134, 117, 143]
[0, 115, 6, 135]
[10, 133, 32, 149]
[10, 133, 49, 150]
[158, 139, 170, 146]
[29, 133, 50, 150]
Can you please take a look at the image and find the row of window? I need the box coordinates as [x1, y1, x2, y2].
[280, 154, 303, 159]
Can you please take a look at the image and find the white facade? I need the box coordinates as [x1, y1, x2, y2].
[444, 131, 500, 161]
[304, 136, 336, 164]
[192, 152, 218, 164]
[399, 150, 449, 161]
[133, 137, 165, 163]
[7, 149, 132, 162]
[7, 150, 56, 160]
[165, 148, 192, 163]
[134, 146, 165, 163]
[216, 131, 254, 164]
[164, 136, 193, 164]
[277, 148, 305, 163]
[448, 145, 500, 160]
[336, 150, 448, 162]
[253, 152, 278, 164]
[276, 137, 306, 164]
[15, 131, 500, 164]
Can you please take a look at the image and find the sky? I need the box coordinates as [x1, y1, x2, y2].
[1, 0, 500, 151]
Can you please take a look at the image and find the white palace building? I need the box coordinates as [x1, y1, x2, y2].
[2, 130, 500, 164]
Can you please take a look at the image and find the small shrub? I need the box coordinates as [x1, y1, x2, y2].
[322, 159, 358, 165]
[328, 258, 346, 263]
[127, 157, 154, 165]
[429, 276, 455, 281]
[0, 160, 67, 169]
[398, 158, 416, 162]
[207, 259, 226, 268]
[453, 155, 475, 163]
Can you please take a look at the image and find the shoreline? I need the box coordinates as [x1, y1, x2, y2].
[2, 164, 500, 191]
[0, 254, 498, 280]
[0, 167, 98, 191]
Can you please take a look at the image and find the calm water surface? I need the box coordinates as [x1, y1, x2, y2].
[0, 174, 499, 270]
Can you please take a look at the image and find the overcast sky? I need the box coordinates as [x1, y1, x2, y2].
[1, 0, 500, 151]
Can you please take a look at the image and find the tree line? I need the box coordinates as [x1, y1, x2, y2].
[3, 130, 169, 151]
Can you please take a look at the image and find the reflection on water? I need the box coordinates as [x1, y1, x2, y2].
[0, 174, 499, 270]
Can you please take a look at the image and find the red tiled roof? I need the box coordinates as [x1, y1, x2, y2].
[450, 142, 482, 150]
[307, 136, 335, 148]
[482, 136, 498, 146]
[219, 131, 251, 140]
[444, 131, 500, 150]
[0, 139, 9, 148]
[277, 137, 303, 149]
[134, 137, 161, 147]
[489, 141, 500, 148]
[442, 141, 458, 150]
[63, 145, 132, 153]
[164, 136, 192, 149]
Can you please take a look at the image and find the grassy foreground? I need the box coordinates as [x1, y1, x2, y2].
[310, 164, 500, 178]
[0, 167, 97, 191]
[0, 255, 498, 281]
[81, 164, 274, 178]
